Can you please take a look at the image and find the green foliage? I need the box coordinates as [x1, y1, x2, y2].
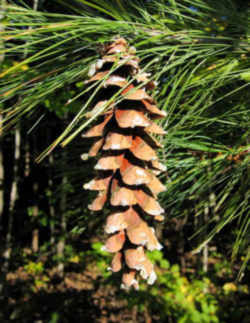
[1, 1, 249, 265]
[43, 88, 81, 118]
[89, 244, 250, 322]
[147, 251, 219, 323]
[91, 245, 219, 322]
[86, 242, 112, 278]
[24, 261, 50, 291]
[49, 312, 60, 323]
[24, 261, 44, 275]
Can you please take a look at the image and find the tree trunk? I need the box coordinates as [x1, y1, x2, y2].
[31, 182, 39, 253]
[203, 203, 209, 273]
[56, 130, 67, 276]
[2, 127, 20, 272]
[49, 153, 56, 247]
[56, 165, 67, 276]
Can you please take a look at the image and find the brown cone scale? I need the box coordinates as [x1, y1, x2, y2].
[83, 38, 166, 290]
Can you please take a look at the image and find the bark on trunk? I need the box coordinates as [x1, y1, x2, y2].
[56, 134, 67, 276]
[2, 127, 20, 272]
[56, 168, 67, 276]
[49, 154, 56, 247]
[31, 182, 39, 253]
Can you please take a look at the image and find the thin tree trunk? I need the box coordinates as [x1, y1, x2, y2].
[29, 0, 40, 254]
[203, 203, 209, 274]
[2, 127, 20, 272]
[56, 116, 68, 276]
[49, 153, 56, 246]
[31, 182, 39, 253]
[202, 166, 216, 293]
[56, 156, 67, 276]
[202, 191, 216, 274]
[29, 127, 40, 254]
[33, 0, 39, 10]
[202, 165, 216, 274]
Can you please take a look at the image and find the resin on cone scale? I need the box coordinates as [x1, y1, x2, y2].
[83, 38, 166, 290]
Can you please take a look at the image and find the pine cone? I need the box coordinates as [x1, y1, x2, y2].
[83, 38, 166, 290]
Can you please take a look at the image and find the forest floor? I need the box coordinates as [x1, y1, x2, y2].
[2, 262, 147, 323]
[1, 244, 249, 323]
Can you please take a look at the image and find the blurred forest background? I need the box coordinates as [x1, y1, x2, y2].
[0, 0, 249, 322]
